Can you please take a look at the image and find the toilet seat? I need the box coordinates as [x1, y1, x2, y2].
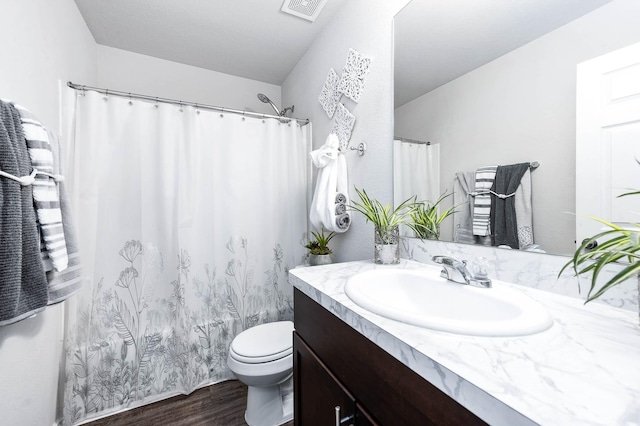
[230, 321, 294, 364]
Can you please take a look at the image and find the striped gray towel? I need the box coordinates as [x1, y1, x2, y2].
[46, 129, 82, 304]
[11, 102, 68, 271]
[472, 165, 497, 236]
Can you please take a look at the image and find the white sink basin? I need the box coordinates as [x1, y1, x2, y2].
[345, 268, 553, 337]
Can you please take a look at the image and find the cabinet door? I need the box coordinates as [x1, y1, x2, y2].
[294, 332, 358, 426]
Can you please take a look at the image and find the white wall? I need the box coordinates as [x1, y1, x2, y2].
[0, 1, 97, 425]
[97, 46, 282, 117]
[282, 0, 411, 262]
[395, 0, 640, 256]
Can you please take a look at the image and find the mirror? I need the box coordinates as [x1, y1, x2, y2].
[393, 0, 640, 256]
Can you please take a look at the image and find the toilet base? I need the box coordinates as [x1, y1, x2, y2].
[245, 376, 293, 426]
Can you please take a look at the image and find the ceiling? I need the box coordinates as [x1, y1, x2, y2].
[74, 0, 612, 103]
[394, 0, 612, 107]
[73, 0, 347, 85]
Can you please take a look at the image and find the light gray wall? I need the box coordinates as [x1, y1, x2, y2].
[0, 1, 97, 425]
[282, 0, 411, 262]
[97, 46, 282, 116]
[395, 0, 640, 256]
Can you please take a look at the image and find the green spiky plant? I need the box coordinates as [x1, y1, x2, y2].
[349, 187, 417, 244]
[305, 229, 336, 255]
[406, 191, 459, 240]
[560, 189, 640, 303]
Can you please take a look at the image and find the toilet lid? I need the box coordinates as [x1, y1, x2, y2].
[230, 321, 294, 363]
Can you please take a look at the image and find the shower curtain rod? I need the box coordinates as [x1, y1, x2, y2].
[394, 136, 434, 145]
[67, 81, 310, 126]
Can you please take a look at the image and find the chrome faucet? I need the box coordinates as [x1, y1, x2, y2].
[431, 255, 492, 288]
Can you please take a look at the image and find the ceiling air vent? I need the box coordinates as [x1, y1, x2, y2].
[281, 0, 328, 22]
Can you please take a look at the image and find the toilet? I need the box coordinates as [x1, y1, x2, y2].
[227, 321, 294, 426]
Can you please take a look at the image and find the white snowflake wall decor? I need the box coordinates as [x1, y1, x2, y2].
[331, 103, 356, 151]
[337, 48, 373, 103]
[318, 68, 342, 118]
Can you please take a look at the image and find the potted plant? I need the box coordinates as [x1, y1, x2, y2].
[350, 187, 417, 264]
[407, 191, 459, 240]
[306, 229, 336, 266]
[560, 189, 640, 320]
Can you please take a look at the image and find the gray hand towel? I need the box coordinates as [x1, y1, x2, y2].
[490, 163, 530, 249]
[0, 101, 48, 326]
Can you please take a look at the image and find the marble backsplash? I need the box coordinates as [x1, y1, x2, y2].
[400, 238, 639, 312]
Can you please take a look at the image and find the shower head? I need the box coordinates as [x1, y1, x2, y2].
[257, 93, 281, 116]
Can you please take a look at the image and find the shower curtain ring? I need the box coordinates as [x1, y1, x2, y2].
[195, 103, 200, 114]
[103, 89, 109, 101]
[155, 97, 159, 108]
[128, 93, 133, 105]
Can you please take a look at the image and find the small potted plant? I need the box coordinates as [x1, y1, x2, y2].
[306, 229, 336, 266]
[560, 189, 640, 321]
[350, 187, 417, 264]
[407, 191, 459, 240]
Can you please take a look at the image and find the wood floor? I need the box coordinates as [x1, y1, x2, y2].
[84, 380, 294, 426]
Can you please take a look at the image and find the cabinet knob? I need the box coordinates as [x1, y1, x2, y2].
[335, 406, 354, 426]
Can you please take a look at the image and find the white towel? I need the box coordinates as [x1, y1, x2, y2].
[309, 134, 351, 233]
[472, 165, 497, 236]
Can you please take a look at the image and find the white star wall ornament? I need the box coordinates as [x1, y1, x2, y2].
[331, 103, 356, 151]
[318, 68, 342, 118]
[337, 48, 373, 103]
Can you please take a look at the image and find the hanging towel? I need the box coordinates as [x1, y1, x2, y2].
[453, 172, 476, 244]
[309, 134, 351, 233]
[0, 100, 48, 326]
[490, 163, 530, 249]
[45, 129, 83, 304]
[515, 169, 534, 249]
[9, 101, 68, 271]
[472, 165, 497, 236]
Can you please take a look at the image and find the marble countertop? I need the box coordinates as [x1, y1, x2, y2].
[289, 259, 640, 426]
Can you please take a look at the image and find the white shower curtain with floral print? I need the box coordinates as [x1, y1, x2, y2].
[60, 89, 310, 425]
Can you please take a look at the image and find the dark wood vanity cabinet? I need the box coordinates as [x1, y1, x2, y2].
[293, 288, 486, 426]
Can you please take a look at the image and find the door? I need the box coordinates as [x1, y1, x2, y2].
[576, 41, 640, 246]
[293, 332, 357, 426]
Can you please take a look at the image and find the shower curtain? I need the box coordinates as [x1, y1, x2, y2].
[393, 139, 440, 236]
[60, 89, 310, 425]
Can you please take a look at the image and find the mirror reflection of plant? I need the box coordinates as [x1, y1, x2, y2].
[305, 229, 335, 255]
[560, 189, 640, 302]
[407, 191, 459, 240]
[350, 187, 417, 244]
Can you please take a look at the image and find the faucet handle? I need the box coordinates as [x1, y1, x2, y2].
[468, 257, 489, 279]
[431, 255, 464, 267]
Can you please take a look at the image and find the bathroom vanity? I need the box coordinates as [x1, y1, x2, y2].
[289, 260, 640, 425]
[293, 288, 484, 425]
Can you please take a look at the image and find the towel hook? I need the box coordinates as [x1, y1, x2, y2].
[349, 142, 367, 157]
